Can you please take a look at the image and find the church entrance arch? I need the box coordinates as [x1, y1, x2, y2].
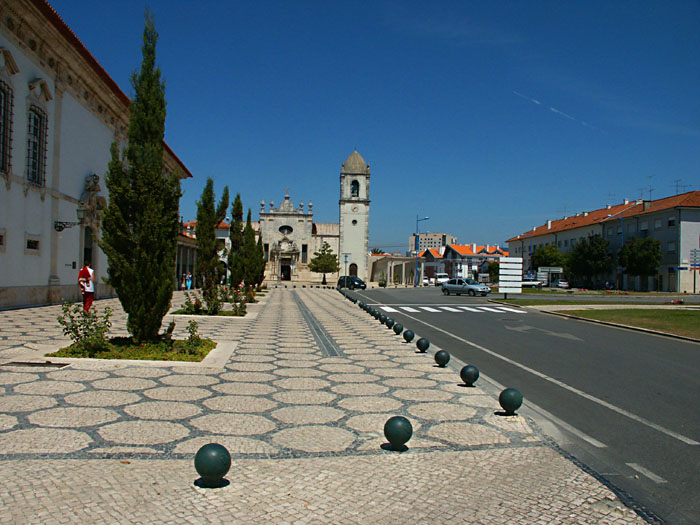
[281, 258, 292, 281]
[349, 263, 358, 276]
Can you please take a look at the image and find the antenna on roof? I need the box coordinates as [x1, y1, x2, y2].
[646, 175, 654, 200]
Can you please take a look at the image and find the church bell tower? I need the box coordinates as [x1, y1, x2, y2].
[339, 150, 370, 280]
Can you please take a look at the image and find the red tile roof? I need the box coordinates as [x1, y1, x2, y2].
[507, 191, 700, 242]
[447, 244, 508, 257]
[33, 0, 193, 178]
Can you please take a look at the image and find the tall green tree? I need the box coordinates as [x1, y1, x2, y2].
[100, 12, 181, 342]
[308, 241, 339, 284]
[531, 245, 566, 270]
[618, 237, 662, 290]
[195, 178, 228, 314]
[241, 209, 257, 288]
[228, 194, 244, 288]
[566, 234, 612, 286]
[255, 233, 266, 287]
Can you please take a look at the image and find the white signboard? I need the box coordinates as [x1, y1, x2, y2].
[499, 257, 522, 294]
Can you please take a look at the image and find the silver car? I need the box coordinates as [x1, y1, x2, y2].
[441, 278, 491, 296]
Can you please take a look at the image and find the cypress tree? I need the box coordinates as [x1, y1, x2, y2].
[195, 178, 228, 313]
[100, 12, 180, 342]
[255, 232, 266, 287]
[228, 194, 244, 288]
[242, 209, 257, 288]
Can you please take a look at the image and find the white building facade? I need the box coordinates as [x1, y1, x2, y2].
[507, 192, 700, 292]
[257, 150, 370, 284]
[0, 0, 191, 308]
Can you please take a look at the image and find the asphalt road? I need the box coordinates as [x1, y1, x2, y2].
[349, 287, 700, 525]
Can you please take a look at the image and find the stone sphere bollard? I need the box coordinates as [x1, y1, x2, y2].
[416, 338, 430, 353]
[434, 350, 450, 367]
[393, 323, 404, 335]
[194, 443, 231, 488]
[379, 314, 387, 324]
[460, 365, 479, 386]
[383, 416, 413, 451]
[499, 388, 523, 415]
[385, 318, 395, 329]
[403, 329, 415, 343]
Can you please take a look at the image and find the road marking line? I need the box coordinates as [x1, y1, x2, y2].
[379, 307, 700, 446]
[458, 307, 482, 312]
[477, 372, 607, 449]
[440, 307, 463, 312]
[626, 463, 668, 484]
[420, 307, 441, 312]
[380, 306, 399, 312]
[400, 307, 420, 312]
[476, 307, 502, 312]
[495, 306, 527, 314]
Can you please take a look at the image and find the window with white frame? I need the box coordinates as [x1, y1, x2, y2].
[24, 234, 40, 255]
[640, 221, 648, 231]
[26, 105, 47, 186]
[668, 216, 676, 227]
[0, 79, 12, 174]
[667, 241, 676, 253]
[654, 219, 661, 230]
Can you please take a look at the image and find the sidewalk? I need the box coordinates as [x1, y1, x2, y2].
[0, 289, 646, 523]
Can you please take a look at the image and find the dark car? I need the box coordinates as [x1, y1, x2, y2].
[337, 276, 367, 290]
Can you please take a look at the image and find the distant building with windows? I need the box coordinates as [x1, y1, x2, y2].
[0, 0, 192, 308]
[408, 232, 457, 255]
[507, 192, 700, 292]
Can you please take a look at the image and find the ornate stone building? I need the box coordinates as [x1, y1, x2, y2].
[259, 150, 371, 284]
[0, 0, 192, 308]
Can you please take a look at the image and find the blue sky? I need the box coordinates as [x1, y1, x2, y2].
[51, 1, 699, 252]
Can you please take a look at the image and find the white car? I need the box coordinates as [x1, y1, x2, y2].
[434, 273, 449, 286]
[550, 279, 569, 289]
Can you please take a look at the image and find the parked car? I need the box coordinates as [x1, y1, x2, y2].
[441, 278, 491, 296]
[422, 276, 431, 286]
[521, 278, 544, 288]
[550, 279, 569, 289]
[337, 276, 367, 290]
[434, 273, 450, 286]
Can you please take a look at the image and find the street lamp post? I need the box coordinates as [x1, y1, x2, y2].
[414, 215, 429, 287]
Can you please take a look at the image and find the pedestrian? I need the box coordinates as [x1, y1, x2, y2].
[78, 261, 95, 312]
[181, 273, 187, 290]
[186, 272, 192, 290]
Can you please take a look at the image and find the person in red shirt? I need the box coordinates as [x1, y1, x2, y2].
[78, 261, 95, 312]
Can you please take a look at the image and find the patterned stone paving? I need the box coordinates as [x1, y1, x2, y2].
[0, 289, 646, 523]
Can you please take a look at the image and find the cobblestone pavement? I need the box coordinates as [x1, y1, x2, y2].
[0, 289, 646, 523]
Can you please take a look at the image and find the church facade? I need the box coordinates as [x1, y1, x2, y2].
[258, 150, 370, 284]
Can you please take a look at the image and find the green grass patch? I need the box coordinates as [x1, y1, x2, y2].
[48, 337, 217, 361]
[562, 309, 700, 339]
[498, 299, 671, 306]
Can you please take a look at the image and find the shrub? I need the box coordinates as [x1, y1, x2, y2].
[57, 302, 113, 357]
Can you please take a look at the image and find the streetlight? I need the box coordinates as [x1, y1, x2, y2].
[414, 215, 429, 287]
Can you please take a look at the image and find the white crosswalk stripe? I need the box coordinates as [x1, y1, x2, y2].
[376, 305, 527, 315]
[494, 306, 527, 314]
